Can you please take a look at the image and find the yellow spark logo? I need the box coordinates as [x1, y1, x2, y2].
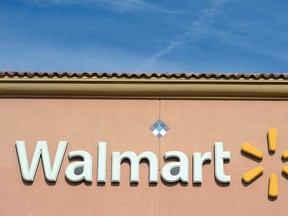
[241, 128, 288, 199]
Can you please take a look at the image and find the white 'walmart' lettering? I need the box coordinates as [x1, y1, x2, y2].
[15, 141, 231, 184]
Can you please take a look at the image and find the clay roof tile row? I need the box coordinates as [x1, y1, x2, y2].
[1, 71, 288, 79]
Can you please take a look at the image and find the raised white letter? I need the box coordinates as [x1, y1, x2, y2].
[112, 151, 158, 183]
[214, 142, 231, 183]
[161, 151, 189, 183]
[97, 142, 107, 183]
[193, 152, 212, 183]
[65, 151, 93, 182]
[16, 141, 67, 182]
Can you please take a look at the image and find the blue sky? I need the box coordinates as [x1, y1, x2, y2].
[1, 0, 288, 73]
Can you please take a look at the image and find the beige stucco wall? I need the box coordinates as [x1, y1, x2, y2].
[1, 98, 288, 215]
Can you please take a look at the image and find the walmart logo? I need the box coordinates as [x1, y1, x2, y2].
[241, 128, 288, 199]
[15, 123, 288, 202]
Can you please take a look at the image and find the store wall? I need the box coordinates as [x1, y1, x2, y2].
[1, 99, 288, 215]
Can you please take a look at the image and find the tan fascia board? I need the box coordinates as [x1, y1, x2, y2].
[1, 76, 288, 99]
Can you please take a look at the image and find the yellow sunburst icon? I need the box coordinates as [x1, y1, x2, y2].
[241, 128, 288, 198]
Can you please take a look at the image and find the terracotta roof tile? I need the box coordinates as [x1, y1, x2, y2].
[1, 71, 288, 79]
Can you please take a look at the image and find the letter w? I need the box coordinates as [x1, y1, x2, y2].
[16, 141, 67, 182]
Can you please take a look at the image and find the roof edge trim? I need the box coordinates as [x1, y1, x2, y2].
[1, 72, 288, 99]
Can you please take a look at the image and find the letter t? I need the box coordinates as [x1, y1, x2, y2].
[214, 142, 231, 183]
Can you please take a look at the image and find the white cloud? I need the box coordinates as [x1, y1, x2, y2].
[0, 41, 190, 72]
[29, 0, 179, 14]
[146, 0, 231, 65]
